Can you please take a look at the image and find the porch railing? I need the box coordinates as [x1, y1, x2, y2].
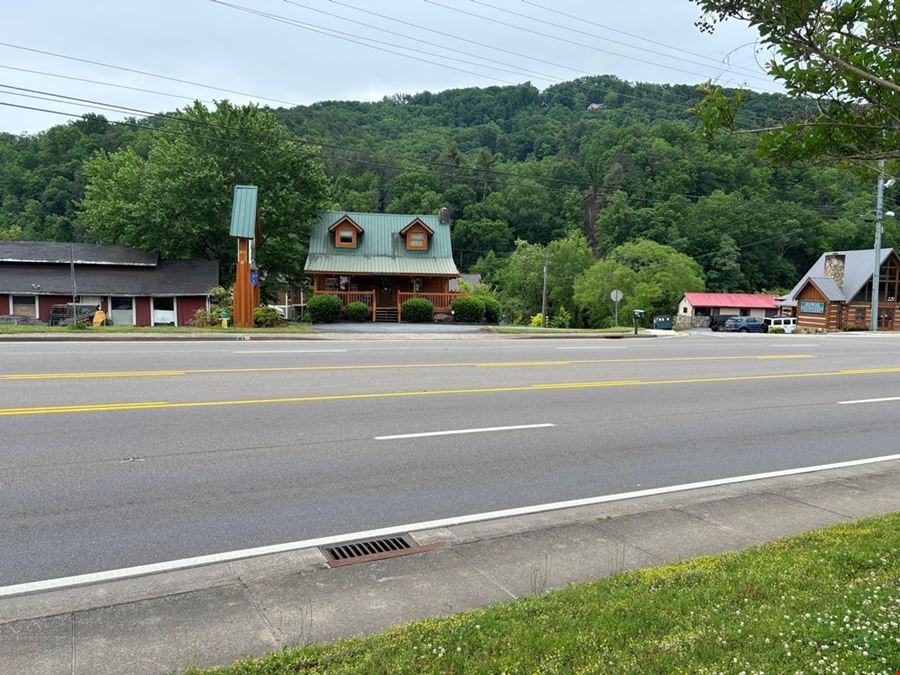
[397, 291, 467, 319]
[313, 290, 376, 320]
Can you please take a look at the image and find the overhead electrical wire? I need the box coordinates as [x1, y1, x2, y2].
[323, 0, 782, 119]
[0, 64, 212, 104]
[422, 0, 782, 92]
[482, 0, 770, 82]
[0, 40, 299, 106]
[520, 0, 769, 79]
[211, 1, 516, 84]
[280, 0, 561, 82]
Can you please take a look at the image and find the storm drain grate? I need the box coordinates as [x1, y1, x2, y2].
[321, 534, 445, 567]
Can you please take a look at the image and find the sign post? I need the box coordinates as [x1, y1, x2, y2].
[229, 185, 259, 328]
[610, 288, 623, 327]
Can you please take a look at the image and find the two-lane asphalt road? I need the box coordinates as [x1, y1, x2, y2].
[2, 332, 900, 588]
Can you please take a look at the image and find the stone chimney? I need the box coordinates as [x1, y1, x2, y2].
[439, 206, 451, 225]
[823, 253, 845, 290]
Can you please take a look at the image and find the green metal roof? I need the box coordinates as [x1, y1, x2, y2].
[229, 185, 258, 239]
[305, 211, 459, 276]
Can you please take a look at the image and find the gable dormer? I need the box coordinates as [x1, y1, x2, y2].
[400, 218, 434, 251]
[328, 215, 363, 249]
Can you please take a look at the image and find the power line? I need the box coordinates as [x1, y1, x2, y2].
[422, 0, 782, 92]
[521, 0, 769, 80]
[211, 1, 516, 85]
[327, 0, 739, 119]
[281, 0, 561, 82]
[473, 0, 773, 84]
[0, 64, 213, 105]
[0, 40, 299, 106]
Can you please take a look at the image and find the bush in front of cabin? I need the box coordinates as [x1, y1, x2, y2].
[345, 301, 370, 322]
[481, 296, 501, 324]
[254, 306, 283, 327]
[768, 326, 785, 333]
[402, 298, 434, 322]
[452, 295, 485, 323]
[307, 294, 343, 323]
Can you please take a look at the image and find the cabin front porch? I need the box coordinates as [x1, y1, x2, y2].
[312, 274, 466, 321]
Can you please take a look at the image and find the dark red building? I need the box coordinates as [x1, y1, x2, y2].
[0, 241, 218, 326]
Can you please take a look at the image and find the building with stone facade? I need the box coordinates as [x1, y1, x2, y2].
[780, 248, 900, 331]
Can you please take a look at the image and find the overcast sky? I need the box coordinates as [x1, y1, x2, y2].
[0, 0, 777, 135]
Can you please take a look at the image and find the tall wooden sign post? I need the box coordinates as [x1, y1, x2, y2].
[229, 185, 260, 329]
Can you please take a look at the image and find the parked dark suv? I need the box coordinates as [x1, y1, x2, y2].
[723, 316, 766, 333]
[709, 314, 737, 332]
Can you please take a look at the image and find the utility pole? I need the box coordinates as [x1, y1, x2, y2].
[870, 159, 886, 332]
[69, 242, 77, 313]
[541, 255, 549, 328]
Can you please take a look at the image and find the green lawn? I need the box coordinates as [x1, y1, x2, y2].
[0, 324, 313, 334]
[187, 512, 900, 674]
[488, 325, 638, 334]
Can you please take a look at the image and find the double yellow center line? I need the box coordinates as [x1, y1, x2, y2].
[2, 363, 899, 417]
[0, 354, 813, 381]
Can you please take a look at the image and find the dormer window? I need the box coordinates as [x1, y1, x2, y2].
[338, 227, 355, 246]
[400, 218, 434, 251]
[328, 215, 363, 249]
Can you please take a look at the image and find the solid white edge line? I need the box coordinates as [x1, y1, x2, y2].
[3, 451, 899, 598]
[231, 349, 348, 354]
[375, 423, 555, 440]
[838, 396, 900, 405]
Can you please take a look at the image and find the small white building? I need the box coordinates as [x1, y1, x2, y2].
[677, 292, 779, 327]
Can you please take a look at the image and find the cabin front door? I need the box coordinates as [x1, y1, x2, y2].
[878, 309, 894, 330]
[377, 276, 393, 307]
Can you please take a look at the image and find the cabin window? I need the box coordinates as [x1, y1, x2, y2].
[407, 231, 426, 250]
[412, 278, 424, 292]
[336, 227, 357, 248]
[11, 295, 37, 318]
[855, 307, 866, 323]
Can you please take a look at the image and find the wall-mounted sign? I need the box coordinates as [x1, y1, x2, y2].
[799, 300, 825, 314]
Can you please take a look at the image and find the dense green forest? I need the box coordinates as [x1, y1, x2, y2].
[1, 75, 896, 324]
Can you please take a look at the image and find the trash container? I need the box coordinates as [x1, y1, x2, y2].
[653, 315, 673, 330]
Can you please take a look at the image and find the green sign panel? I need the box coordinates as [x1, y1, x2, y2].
[799, 300, 825, 314]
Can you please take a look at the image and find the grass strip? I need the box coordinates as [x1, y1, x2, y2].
[187, 512, 899, 674]
[488, 326, 637, 334]
[0, 324, 313, 334]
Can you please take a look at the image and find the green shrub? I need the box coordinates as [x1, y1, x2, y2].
[307, 294, 343, 322]
[549, 307, 572, 328]
[481, 296, 501, 323]
[345, 301, 370, 322]
[452, 295, 485, 323]
[530, 313, 544, 327]
[402, 298, 434, 322]
[768, 326, 785, 333]
[254, 306, 283, 327]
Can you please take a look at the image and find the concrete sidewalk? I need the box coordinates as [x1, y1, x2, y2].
[2, 460, 898, 675]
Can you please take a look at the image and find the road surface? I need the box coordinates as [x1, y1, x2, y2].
[2, 331, 899, 586]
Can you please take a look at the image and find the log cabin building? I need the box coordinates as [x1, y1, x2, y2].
[781, 248, 900, 331]
[304, 210, 462, 321]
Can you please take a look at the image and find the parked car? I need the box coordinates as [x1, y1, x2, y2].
[0, 314, 46, 326]
[709, 314, 737, 332]
[723, 316, 766, 333]
[763, 317, 796, 333]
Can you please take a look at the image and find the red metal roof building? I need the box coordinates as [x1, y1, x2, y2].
[677, 292, 779, 328]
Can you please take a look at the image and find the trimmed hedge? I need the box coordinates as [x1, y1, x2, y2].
[307, 294, 343, 323]
[345, 301, 370, 322]
[452, 295, 485, 323]
[253, 306, 282, 327]
[402, 298, 434, 322]
[481, 296, 501, 323]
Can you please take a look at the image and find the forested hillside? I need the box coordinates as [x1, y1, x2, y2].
[1, 75, 895, 324]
